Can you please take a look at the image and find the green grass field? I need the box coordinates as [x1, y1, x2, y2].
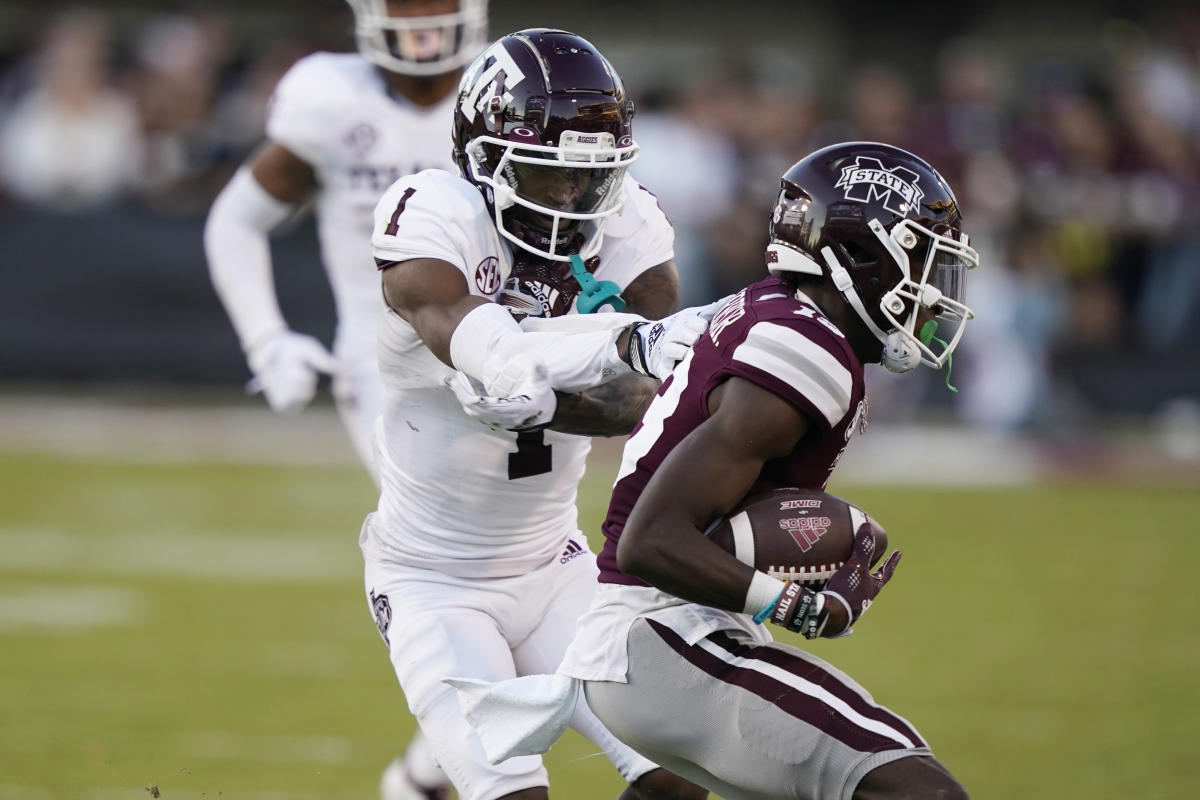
[2, 444, 1198, 799]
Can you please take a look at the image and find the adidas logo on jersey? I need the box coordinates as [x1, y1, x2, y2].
[559, 539, 585, 564]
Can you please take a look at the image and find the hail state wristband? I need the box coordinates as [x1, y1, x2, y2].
[770, 583, 828, 639]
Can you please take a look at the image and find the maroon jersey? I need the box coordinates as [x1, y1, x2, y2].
[597, 276, 868, 585]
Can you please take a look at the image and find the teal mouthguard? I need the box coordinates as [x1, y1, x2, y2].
[569, 254, 626, 314]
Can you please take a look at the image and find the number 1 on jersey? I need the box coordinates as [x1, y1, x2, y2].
[509, 430, 552, 479]
[384, 187, 416, 236]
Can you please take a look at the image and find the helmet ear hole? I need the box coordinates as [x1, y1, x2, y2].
[839, 240, 878, 269]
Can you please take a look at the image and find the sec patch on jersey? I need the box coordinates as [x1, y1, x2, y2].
[706, 488, 887, 587]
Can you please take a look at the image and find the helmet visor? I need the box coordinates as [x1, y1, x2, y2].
[921, 225, 976, 320]
[465, 131, 638, 261]
[930, 249, 969, 316]
[497, 130, 637, 221]
[506, 160, 626, 216]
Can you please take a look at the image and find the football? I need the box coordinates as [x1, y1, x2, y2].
[705, 488, 886, 587]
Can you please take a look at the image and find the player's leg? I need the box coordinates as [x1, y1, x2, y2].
[583, 618, 937, 800]
[852, 755, 968, 800]
[508, 546, 707, 800]
[379, 734, 452, 800]
[343, 362, 449, 799]
[365, 555, 551, 800]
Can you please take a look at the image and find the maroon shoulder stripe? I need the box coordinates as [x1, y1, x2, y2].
[646, 620, 911, 754]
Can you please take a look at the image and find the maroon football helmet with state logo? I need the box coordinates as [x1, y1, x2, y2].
[765, 141, 979, 373]
[451, 28, 638, 262]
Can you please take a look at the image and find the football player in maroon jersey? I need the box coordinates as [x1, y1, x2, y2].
[451, 141, 978, 799]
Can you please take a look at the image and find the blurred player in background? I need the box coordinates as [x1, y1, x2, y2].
[204, 0, 487, 477]
[450, 142, 978, 799]
[204, 2, 489, 798]
[361, 28, 717, 800]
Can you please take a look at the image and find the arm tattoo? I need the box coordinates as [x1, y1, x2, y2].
[548, 262, 676, 435]
[548, 375, 659, 437]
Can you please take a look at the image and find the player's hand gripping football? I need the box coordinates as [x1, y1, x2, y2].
[623, 296, 732, 380]
[246, 329, 338, 414]
[766, 523, 902, 639]
[448, 356, 557, 432]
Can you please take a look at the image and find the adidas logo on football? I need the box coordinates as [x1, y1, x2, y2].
[559, 539, 585, 564]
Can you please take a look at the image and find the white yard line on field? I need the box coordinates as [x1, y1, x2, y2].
[0, 585, 143, 632]
[0, 527, 360, 583]
[176, 730, 355, 765]
[0, 392, 359, 468]
[0, 391, 1053, 485]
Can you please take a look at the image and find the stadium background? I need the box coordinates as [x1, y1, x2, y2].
[1, 1, 1198, 798]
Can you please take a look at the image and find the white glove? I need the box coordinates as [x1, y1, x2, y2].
[624, 295, 733, 380]
[246, 330, 338, 414]
[447, 357, 557, 431]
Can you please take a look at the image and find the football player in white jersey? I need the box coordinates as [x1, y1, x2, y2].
[204, 2, 488, 798]
[361, 28, 716, 800]
[204, 0, 487, 476]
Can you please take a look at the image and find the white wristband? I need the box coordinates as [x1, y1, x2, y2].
[743, 571, 788, 617]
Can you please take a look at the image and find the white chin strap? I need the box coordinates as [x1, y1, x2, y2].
[817, 246, 920, 373]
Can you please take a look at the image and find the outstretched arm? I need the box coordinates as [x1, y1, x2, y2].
[546, 260, 680, 436]
[380, 256, 490, 365]
[549, 375, 658, 436]
[381, 257, 641, 395]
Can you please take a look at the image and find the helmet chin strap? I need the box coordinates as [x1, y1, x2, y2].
[881, 330, 922, 373]
[819, 246, 920, 373]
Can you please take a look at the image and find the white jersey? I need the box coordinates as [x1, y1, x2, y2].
[266, 52, 457, 360]
[364, 168, 674, 578]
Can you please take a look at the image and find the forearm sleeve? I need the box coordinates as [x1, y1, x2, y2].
[449, 304, 641, 395]
[203, 167, 295, 352]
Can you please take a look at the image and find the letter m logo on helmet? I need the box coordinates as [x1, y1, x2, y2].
[835, 157, 925, 218]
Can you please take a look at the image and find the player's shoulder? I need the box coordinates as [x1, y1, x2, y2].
[710, 278, 848, 350]
[601, 174, 669, 240]
[274, 51, 380, 105]
[373, 169, 490, 263]
[378, 168, 486, 220]
[705, 278, 861, 415]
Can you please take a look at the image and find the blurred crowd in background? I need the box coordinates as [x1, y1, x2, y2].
[1, 3, 1198, 435]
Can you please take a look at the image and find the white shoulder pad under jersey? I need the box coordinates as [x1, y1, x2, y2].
[372, 169, 503, 298]
[265, 52, 382, 167]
